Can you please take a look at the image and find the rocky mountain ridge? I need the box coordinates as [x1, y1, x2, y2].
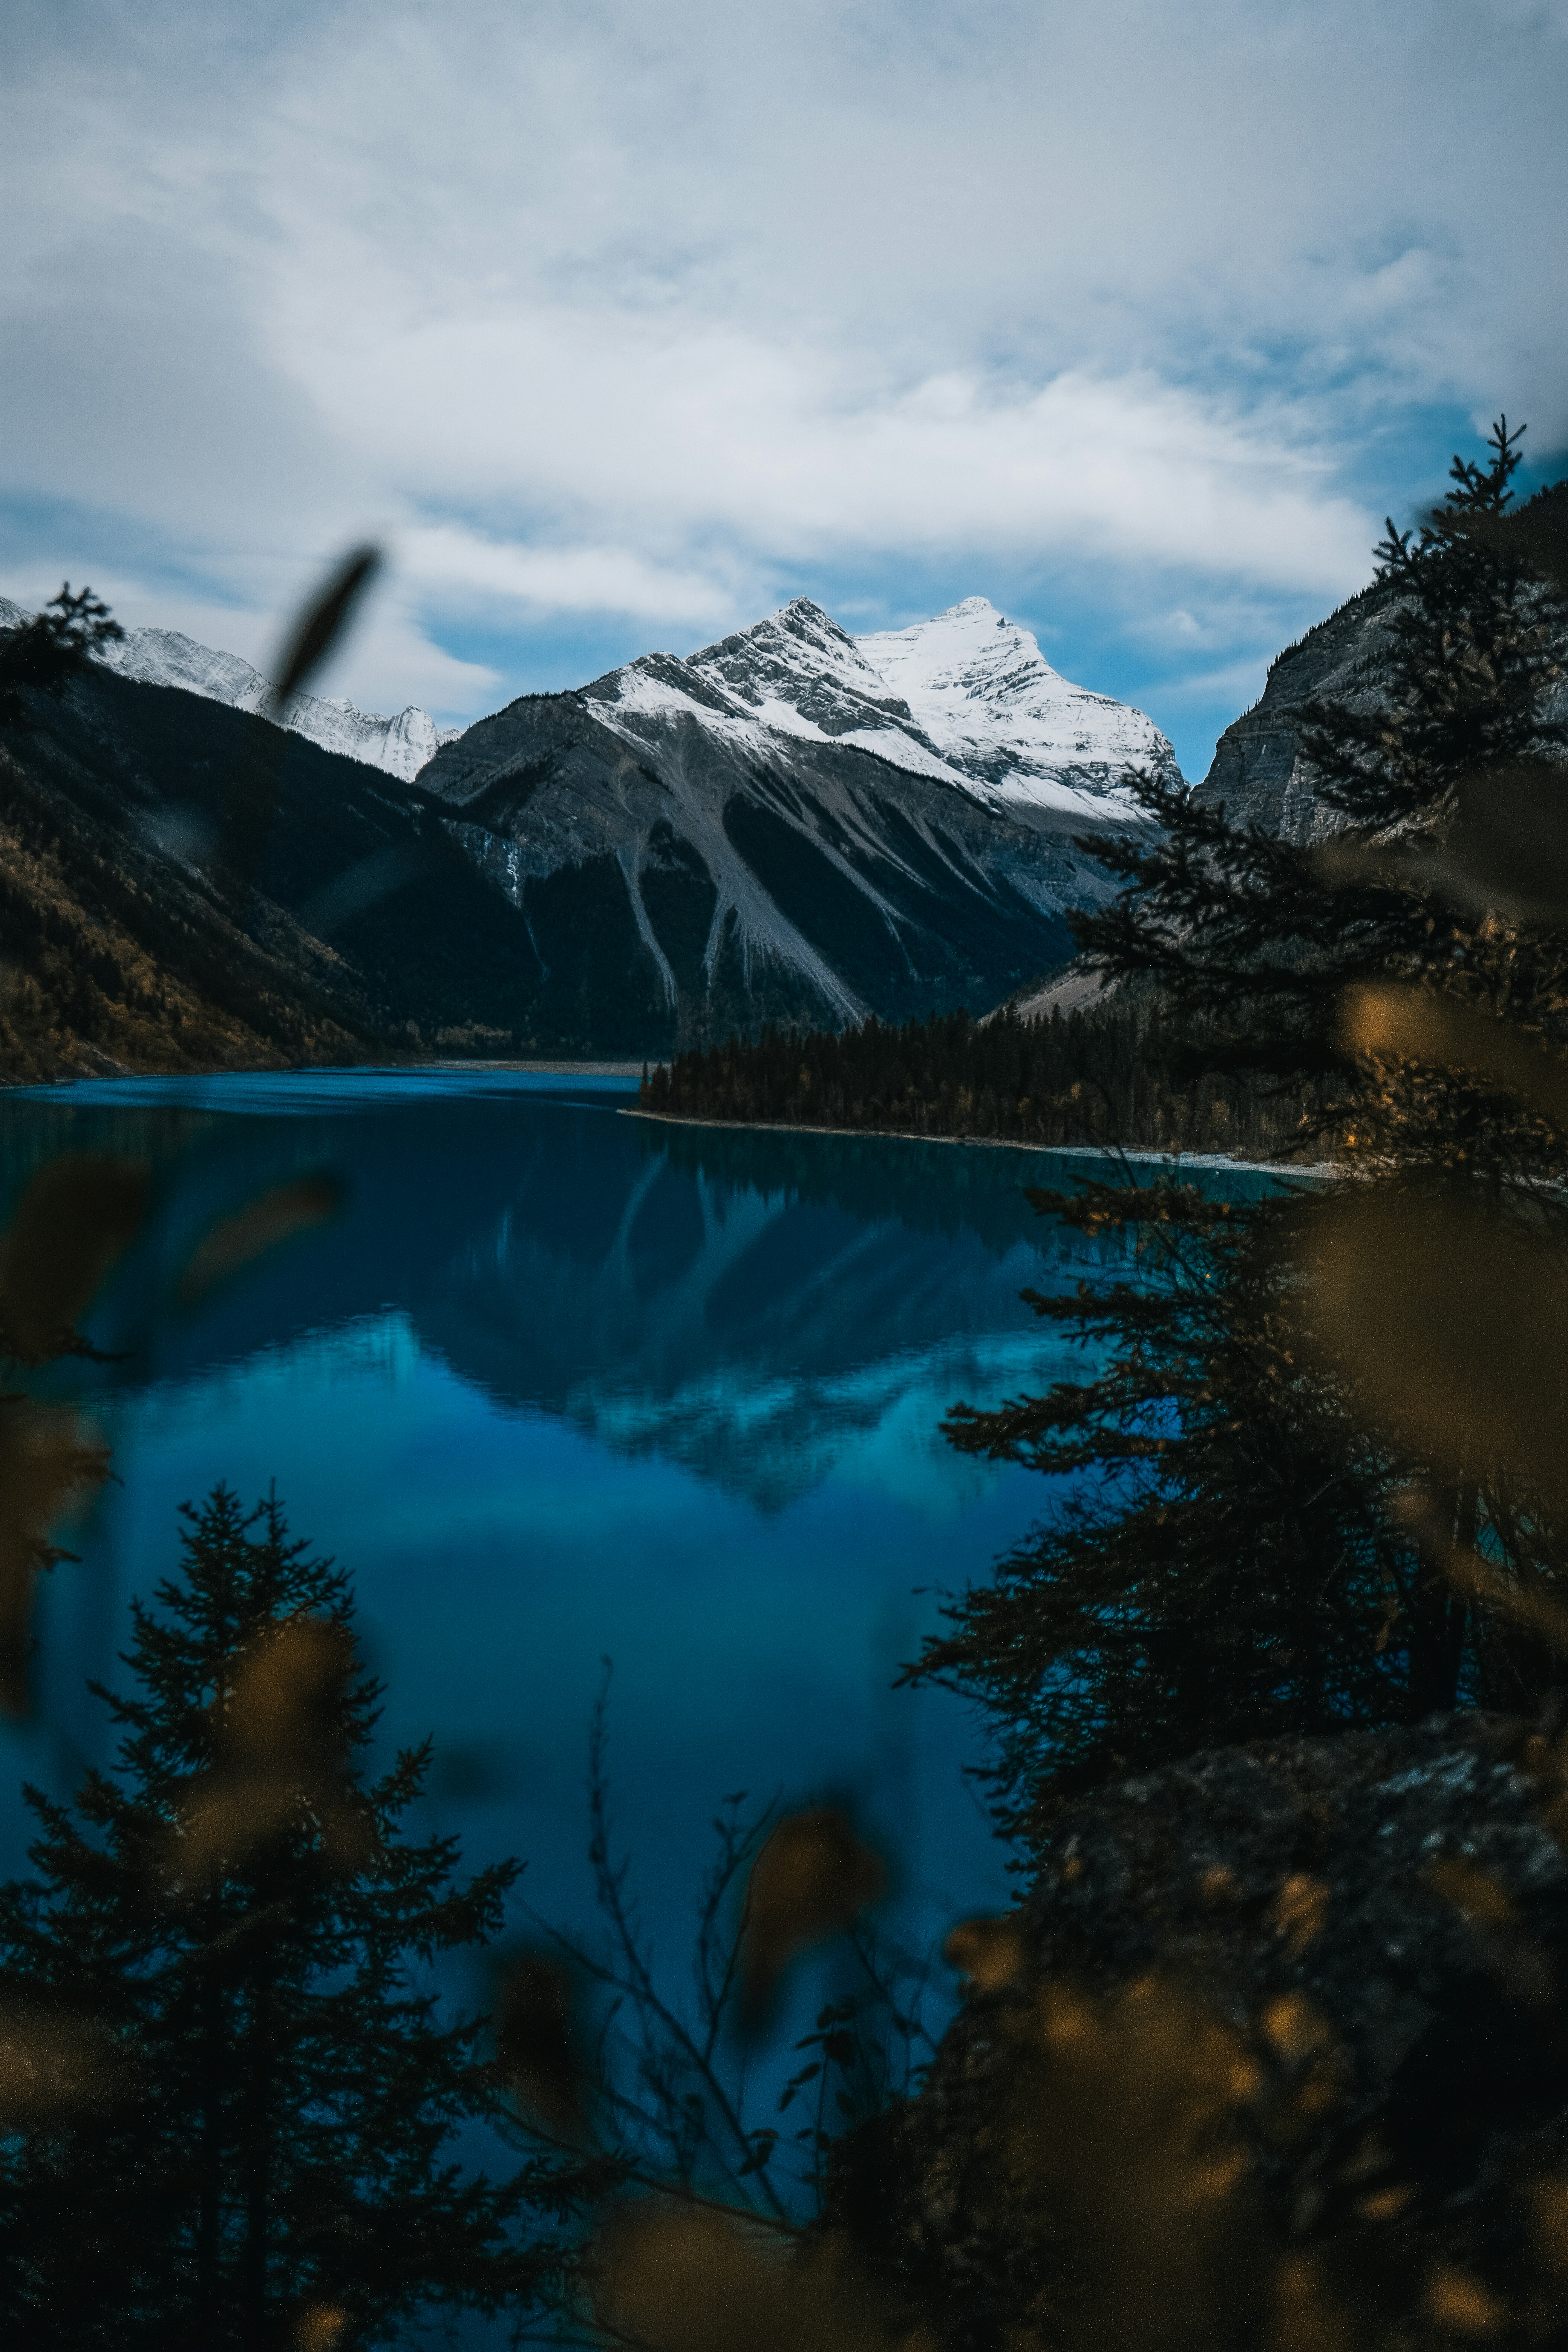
[0, 597, 462, 784]
[0, 583, 1181, 1070]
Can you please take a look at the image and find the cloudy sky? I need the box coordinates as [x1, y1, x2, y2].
[3, 0, 1566, 779]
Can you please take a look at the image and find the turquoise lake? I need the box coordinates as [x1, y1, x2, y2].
[0, 1069, 1280, 2044]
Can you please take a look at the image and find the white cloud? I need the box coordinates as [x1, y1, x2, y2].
[294, 325, 1373, 597]
[1147, 657, 1282, 712]
[400, 527, 739, 632]
[1, 0, 1564, 732]
[297, 599, 501, 720]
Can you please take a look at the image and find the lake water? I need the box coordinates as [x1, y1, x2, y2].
[0, 1070, 1278, 2087]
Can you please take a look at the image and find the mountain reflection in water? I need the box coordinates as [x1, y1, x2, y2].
[0, 1073, 1274, 2009]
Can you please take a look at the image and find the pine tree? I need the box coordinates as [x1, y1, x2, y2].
[1075, 421, 1568, 1708]
[0, 1486, 550, 2349]
[642, 999, 1305, 1157]
[902, 1174, 1419, 1844]
[907, 424, 1568, 1822]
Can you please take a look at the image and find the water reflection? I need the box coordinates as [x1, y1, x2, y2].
[5, 1075, 1177, 1513]
[0, 1073, 1276, 2050]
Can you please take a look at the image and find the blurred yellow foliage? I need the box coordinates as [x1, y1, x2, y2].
[738, 1807, 887, 2024]
[176, 1615, 368, 1886]
[593, 2203, 904, 2352]
[177, 1175, 341, 1305]
[943, 1915, 1029, 1992]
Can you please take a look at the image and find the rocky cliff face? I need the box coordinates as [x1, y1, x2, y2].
[420, 598, 1175, 1042]
[1194, 586, 1401, 842]
[1195, 502, 1568, 844]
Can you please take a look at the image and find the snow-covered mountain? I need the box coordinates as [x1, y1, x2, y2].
[687, 596, 1179, 812]
[3, 588, 1174, 807]
[95, 627, 464, 784]
[0, 597, 461, 784]
[420, 595, 1175, 1041]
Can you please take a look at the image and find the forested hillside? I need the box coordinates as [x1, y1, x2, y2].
[0, 650, 651, 1081]
[639, 999, 1315, 1159]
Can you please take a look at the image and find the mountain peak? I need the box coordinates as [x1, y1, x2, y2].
[678, 593, 1177, 811]
[844, 601, 1173, 805]
[677, 593, 1175, 814]
[774, 595, 850, 635]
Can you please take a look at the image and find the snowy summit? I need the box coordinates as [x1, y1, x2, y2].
[685, 596, 1179, 814]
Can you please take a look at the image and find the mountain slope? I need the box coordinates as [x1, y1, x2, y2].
[0, 662, 575, 1080]
[0, 596, 461, 784]
[422, 597, 1174, 1043]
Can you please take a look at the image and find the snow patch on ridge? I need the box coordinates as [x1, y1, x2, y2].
[0, 598, 462, 784]
[95, 628, 466, 783]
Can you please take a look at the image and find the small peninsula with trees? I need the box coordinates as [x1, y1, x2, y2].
[637, 994, 1314, 1159]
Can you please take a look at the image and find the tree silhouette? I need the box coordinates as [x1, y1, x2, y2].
[1072, 419, 1568, 1156]
[902, 1171, 1418, 1842]
[0, 584, 122, 728]
[0, 1486, 553, 2349]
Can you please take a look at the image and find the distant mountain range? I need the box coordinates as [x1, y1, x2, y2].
[88, 613, 463, 782]
[0, 590, 1178, 1076]
[26, 590, 1171, 810]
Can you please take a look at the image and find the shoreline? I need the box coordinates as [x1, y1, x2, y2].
[619, 1106, 1338, 1181]
[429, 1058, 648, 1076]
[2, 1055, 652, 1091]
